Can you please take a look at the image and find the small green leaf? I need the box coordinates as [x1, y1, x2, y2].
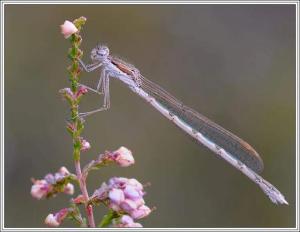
[98, 210, 119, 228]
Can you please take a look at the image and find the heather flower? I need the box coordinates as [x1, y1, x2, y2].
[114, 215, 143, 228]
[59, 166, 70, 176]
[108, 188, 125, 205]
[93, 177, 152, 223]
[130, 205, 151, 219]
[124, 185, 141, 200]
[31, 179, 52, 200]
[72, 194, 85, 204]
[31, 167, 74, 199]
[45, 214, 59, 227]
[45, 208, 69, 227]
[92, 182, 109, 201]
[59, 87, 74, 100]
[75, 86, 88, 98]
[64, 183, 75, 195]
[44, 174, 56, 184]
[113, 146, 135, 167]
[120, 199, 137, 212]
[80, 139, 91, 152]
[60, 20, 78, 39]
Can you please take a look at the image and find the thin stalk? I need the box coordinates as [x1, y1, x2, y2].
[66, 17, 95, 227]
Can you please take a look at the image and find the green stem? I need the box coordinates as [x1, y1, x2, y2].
[65, 16, 95, 228]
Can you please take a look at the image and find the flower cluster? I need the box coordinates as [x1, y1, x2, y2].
[31, 17, 154, 228]
[92, 177, 152, 226]
[31, 167, 74, 200]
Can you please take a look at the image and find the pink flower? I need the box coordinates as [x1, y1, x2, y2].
[128, 178, 143, 191]
[97, 177, 152, 221]
[72, 194, 85, 204]
[75, 86, 88, 98]
[80, 139, 91, 151]
[130, 205, 151, 219]
[60, 20, 78, 39]
[120, 198, 138, 212]
[124, 185, 141, 200]
[108, 188, 125, 204]
[129, 222, 143, 227]
[59, 166, 70, 176]
[114, 146, 135, 167]
[116, 215, 143, 228]
[31, 180, 51, 200]
[63, 183, 74, 195]
[134, 198, 145, 207]
[80, 139, 91, 152]
[92, 182, 109, 201]
[109, 177, 128, 188]
[44, 214, 59, 227]
[120, 215, 134, 224]
[45, 208, 69, 227]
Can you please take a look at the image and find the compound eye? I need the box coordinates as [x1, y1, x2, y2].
[96, 50, 102, 56]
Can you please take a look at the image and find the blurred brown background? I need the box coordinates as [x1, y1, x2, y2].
[4, 4, 295, 228]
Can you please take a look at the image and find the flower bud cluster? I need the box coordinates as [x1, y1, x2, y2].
[92, 177, 151, 222]
[31, 167, 74, 200]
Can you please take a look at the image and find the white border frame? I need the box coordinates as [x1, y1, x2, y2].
[0, 1, 298, 231]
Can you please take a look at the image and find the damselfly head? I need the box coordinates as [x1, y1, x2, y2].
[91, 45, 110, 62]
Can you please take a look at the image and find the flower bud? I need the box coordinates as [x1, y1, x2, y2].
[31, 180, 51, 200]
[44, 174, 55, 184]
[45, 208, 69, 227]
[59, 166, 70, 176]
[92, 182, 109, 201]
[80, 139, 91, 152]
[120, 215, 134, 224]
[60, 20, 78, 39]
[130, 205, 151, 219]
[114, 146, 135, 167]
[64, 183, 74, 195]
[45, 214, 60, 227]
[120, 199, 137, 212]
[72, 194, 85, 204]
[75, 86, 88, 98]
[108, 188, 125, 205]
[116, 215, 143, 228]
[124, 185, 141, 200]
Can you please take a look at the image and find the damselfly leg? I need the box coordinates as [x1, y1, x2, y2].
[78, 60, 110, 117]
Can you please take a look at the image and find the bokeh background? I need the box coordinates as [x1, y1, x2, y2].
[4, 4, 296, 228]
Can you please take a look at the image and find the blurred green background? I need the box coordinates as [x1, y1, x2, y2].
[4, 4, 295, 228]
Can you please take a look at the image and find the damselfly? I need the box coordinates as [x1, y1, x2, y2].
[78, 45, 288, 205]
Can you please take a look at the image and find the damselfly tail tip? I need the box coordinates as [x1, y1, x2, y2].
[274, 195, 289, 205]
[265, 188, 288, 205]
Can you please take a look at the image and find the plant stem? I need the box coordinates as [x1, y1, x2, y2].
[75, 160, 95, 227]
[66, 17, 95, 228]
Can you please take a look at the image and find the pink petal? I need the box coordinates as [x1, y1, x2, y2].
[120, 199, 137, 212]
[108, 188, 125, 204]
